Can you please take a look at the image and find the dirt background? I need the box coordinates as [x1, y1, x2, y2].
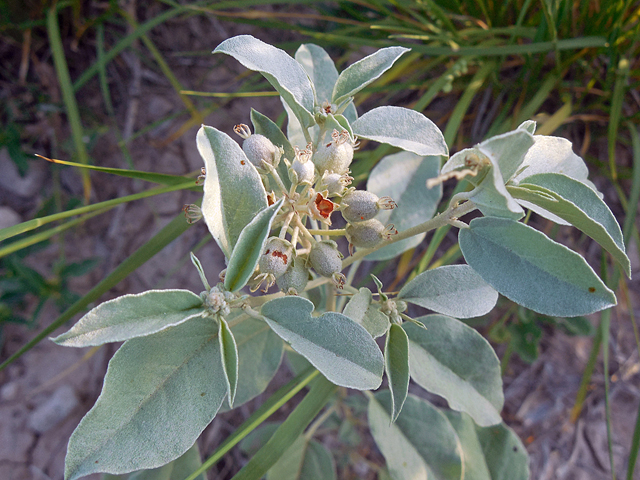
[1, 2, 639, 480]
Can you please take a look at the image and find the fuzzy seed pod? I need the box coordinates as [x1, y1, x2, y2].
[340, 190, 397, 223]
[259, 237, 294, 279]
[290, 145, 315, 185]
[345, 218, 397, 254]
[234, 124, 279, 169]
[317, 172, 353, 196]
[276, 256, 310, 295]
[313, 130, 355, 175]
[308, 240, 341, 276]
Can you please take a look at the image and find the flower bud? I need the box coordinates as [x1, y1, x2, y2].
[317, 171, 353, 196]
[259, 237, 294, 279]
[313, 129, 356, 175]
[345, 219, 397, 253]
[276, 256, 310, 295]
[290, 144, 315, 185]
[234, 124, 280, 169]
[308, 240, 345, 288]
[340, 190, 396, 223]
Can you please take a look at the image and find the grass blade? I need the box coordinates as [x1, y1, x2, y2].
[0, 180, 196, 242]
[608, 59, 631, 180]
[0, 211, 193, 372]
[47, 4, 91, 202]
[183, 368, 321, 480]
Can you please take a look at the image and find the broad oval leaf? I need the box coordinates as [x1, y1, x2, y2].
[469, 162, 525, 220]
[332, 47, 410, 106]
[459, 216, 617, 316]
[250, 108, 294, 188]
[295, 43, 339, 106]
[197, 125, 268, 258]
[64, 316, 227, 480]
[267, 436, 336, 480]
[398, 265, 498, 319]
[225, 197, 285, 292]
[384, 324, 410, 422]
[222, 316, 284, 410]
[352, 106, 448, 157]
[343, 287, 390, 338]
[510, 134, 599, 193]
[366, 151, 442, 260]
[508, 173, 630, 277]
[127, 443, 206, 480]
[214, 35, 315, 128]
[368, 391, 463, 480]
[476, 129, 534, 182]
[218, 317, 239, 407]
[260, 296, 384, 390]
[443, 411, 530, 480]
[405, 317, 503, 426]
[52, 289, 205, 347]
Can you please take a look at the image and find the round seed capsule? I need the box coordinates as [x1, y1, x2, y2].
[345, 219, 385, 248]
[259, 237, 294, 279]
[276, 256, 310, 295]
[308, 240, 343, 278]
[341, 190, 381, 223]
[313, 130, 354, 175]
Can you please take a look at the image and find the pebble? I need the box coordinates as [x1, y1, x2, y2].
[28, 385, 79, 434]
[0, 381, 20, 401]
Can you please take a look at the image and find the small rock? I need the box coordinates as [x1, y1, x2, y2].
[0, 147, 46, 198]
[0, 206, 21, 229]
[0, 381, 20, 401]
[28, 385, 79, 434]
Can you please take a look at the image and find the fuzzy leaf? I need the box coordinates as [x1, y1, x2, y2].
[260, 296, 384, 390]
[295, 43, 339, 106]
[443, 411, 529, 480]
[332, 47, 409, 106]
[366, 151, 442, 260]
[127, 443, 205, 480]
[214, 35, 315, 128]
[250, 108, 294, 188]
[64, 316, 227, 480]
[343, 287, 390, 338]
[405, 317, 503, 426]
[399, 265, 498, 319]
[385, 324, 410, 422]
[197, 125, 267, 258]
[508, 173, 630, 277]
[352, 107, 448, 157]
[368, 392, 463, 480]
[52, 290, 205, 347]
[459, 216, 617, 316]
[225, 197, 284, 292]
[219, 316, 239, 407]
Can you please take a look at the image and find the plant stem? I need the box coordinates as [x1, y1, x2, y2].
[307, 228, 346, 236]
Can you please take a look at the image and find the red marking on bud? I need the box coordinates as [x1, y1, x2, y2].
[588, 287, 596, 292]
[271, 250, 288, 264]
[241, 160, 246, 165]
[326, 143, 332, 147]
[265, 249, 270, 254]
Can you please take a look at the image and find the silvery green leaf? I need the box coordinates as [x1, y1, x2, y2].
[197, 125, 268, 258]
[222, 316, 284, 410]
[127, 443, 205, 480]
[508, 173, 630, 276]
[476, 129, 534, 182]
[325, 113, 354, 141]
[250, 108, 294, 188]
[385, 324, 410, 422]
[219, 316, 238, 407]
[459, 216, 617, 316]
[214, 35, 315, 129]
[52, 290, 205, 347]
[343, 287, 390, 338]
[295, 43, 338, 106]
[510, 135, 600, 195]
[517, 120, 536, 134]
[267, 436, 336, 480]
[398, 265, 499, 319]
[368, 391, 463, 480]
[282, 98, 318, 147]
[366, 151, 442, 260]
[332, 46, 410, 106]
[443, 411, 530, 480]
[469, 159, 524, 220]
[65, 316, 227, 480]
[224, 197, 285, 292]
[352, 106, 448, 157]
[405, 317, 503, 427]
[260, 296, 384, 390]
[342, 101, 358, 123]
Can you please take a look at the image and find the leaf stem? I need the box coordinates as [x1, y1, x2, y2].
[307, 228, 346, 236]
